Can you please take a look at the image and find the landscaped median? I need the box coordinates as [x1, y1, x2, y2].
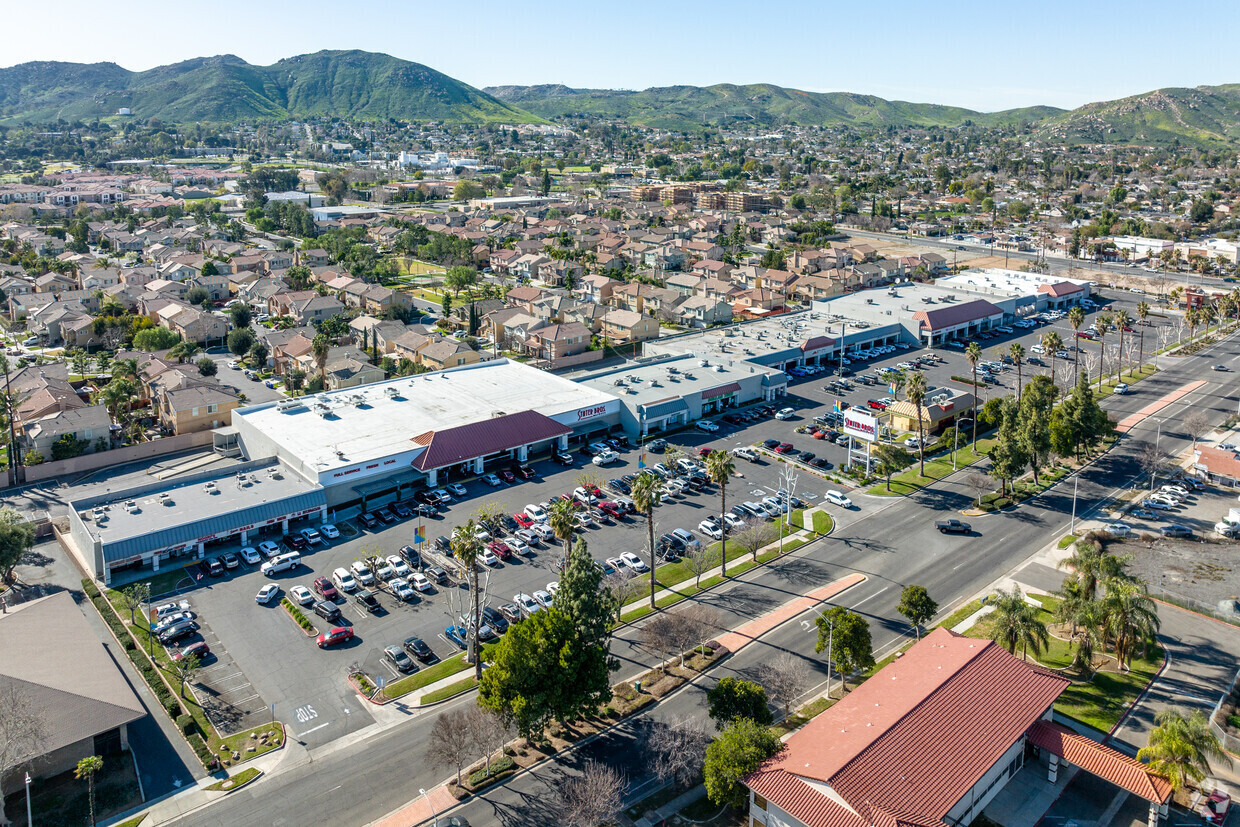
[867, 438, 995, 496]
[205, 767, 261, 793]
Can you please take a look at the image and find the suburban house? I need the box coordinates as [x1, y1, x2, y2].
[599, 308, 660, 344]
[296, 345, 386, 390]
[523, 321, 593, 363]
[158, 305, 229, 345]
[418, 339, 482, 371]
[675, 295, 733, 328]
[268, 291, 345, 325]
[155, 382, 241, 434]
[576, 274, 622, 305]
[743, 627, 1172, 827]
[21, 403, 113, 459]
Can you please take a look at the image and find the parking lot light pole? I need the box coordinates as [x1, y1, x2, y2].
[420, 788, 438, 827]
[1070, 475, 1079, 535]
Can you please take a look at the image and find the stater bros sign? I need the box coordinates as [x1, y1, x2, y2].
[842, 409, 878, 443]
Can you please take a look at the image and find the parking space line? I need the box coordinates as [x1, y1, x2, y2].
[296, 722, 331, 737]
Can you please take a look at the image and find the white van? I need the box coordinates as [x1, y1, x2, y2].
[261, 552, 300, 576]
[1030, 344, 1045, 355]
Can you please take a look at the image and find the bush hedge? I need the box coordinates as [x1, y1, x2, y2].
[467, 754, 516, 787]
[281, 598, 315, 632]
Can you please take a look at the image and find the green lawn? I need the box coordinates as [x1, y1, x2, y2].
[219, 723, 283, 761]
[385, 644, 497, 699]
[122, 565, 196, 598]
[205, 767, 260, 792]
[421, 677, 478, 704]
[1094, 364, 1159, 399]
[868, 438, 996, 496]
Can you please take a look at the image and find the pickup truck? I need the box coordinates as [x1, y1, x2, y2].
[935, 519, 972, 534]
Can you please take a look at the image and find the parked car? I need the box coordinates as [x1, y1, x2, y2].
[1161, 524, 1194, 538]
[313, 576, 338, 601]
[403, 637, 435, 662]
[619, 552, 648, 573]
[359, 513, 379, 529]
[444, 626, 469, 649]
[319, 523, 340, 540]
[355, 589, 381, 613]
[410, 572, 433, 592]
[257, 540, 280, 557]
[289, 585, 314, 605]
[221, 552, 240, 570]
[239, 547, 262, 565]
[384, 645, 416, 673]
[313, 601, 341, 622]
[514, 593, 541, 617]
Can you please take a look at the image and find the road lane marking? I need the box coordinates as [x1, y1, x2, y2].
[848, 585, 889, 609]
[295, 722, 330, 737]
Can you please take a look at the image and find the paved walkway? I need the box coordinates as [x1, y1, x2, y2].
[1114, 379, 1207, 434]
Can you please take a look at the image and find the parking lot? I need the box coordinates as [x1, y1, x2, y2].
[149, 288, 1172, 747]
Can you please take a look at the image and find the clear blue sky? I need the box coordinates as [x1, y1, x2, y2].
[4, 0, 1237, 112]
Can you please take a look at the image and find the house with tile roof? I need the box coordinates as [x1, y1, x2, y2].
[744, 627, 1171, 827]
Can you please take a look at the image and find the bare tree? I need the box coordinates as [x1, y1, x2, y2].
[647, 715, 711, 791]
[640, 612, 680, 673]
[733, 519, 778, 563]
[1135, 440, 1170, 489]
[966, 472, 992, 508]
[427, 707, 475, 787]
[760, 652, 812, 719]
[556, 759, 626, 827]
[1185, 411, 1212, 447]
[604, 569, 643, 621]
[1078, 351, 1099, 387]
[169, 653, 200, 698]
[685, 542, 720, 587]
[466, 703, 514, 777]
[0, 679, 47, 826]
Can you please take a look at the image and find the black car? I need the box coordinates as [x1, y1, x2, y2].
[284, 533, 308, 551]
[355, 589, 381, 613]
[762, 438, 781, 449]
[799, 452, 816, 463]
[403, 636, 436, 662]
[808, 457, 831, 469]
[481, 605, 510, 634]
[613, 435, 631, 449]
[515, 464, 536, 479]
[414, 503, 438, 519]
[207, 558, 225, 577]
[656, 533, 684, 560]
[313, 600, 341, 622]
[391, 501, 413, 519]
[413, 490, 440, 505]
[399, 545, 422, 568]
[158, 621, 199, 644]
[359, 512, 379, 529]
[647, 438, 667, 452]
[500, 514, 519, 532]
[384, 645, 417, 673]
[552, 452, 574, 466]
[608, 478, 631, 494]
[376, 508, 396, 524]
[434, 536, 451, 552]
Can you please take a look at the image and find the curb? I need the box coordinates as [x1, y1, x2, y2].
[208, 768, 264, 795]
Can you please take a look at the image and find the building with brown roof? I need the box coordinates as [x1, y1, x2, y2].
[744, 627, 1171, 827]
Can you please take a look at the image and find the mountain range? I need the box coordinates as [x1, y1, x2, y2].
[0, 50, 1236, 147]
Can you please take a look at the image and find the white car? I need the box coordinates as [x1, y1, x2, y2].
[257, 540, 280, 557]
[514, 592, 541, 617]
[825, 490, 853, 508]
[289, 585, 314, 605]
[593, 450, 620, 466]
[1113, 383, 1129, 395]
[473, 524, 492, 542]
[410, 572, 434, 592]
[524, 503, 548, 523]
[516, 528, 542, 546]
[386, 555, 412, 577]
[389, 578, 416, 601]
[478, 549, 500, 567]
[1103, 523, 1133, 538]
[698, 519, 724, 540]
[605, 557, 625, 573]
[506, 537, 531, 557]
[533, 589, 554, 609]
[1160, 485, 1189, 498]
[774, 407, 796, 420]
[153, 600, 192, 620]
[447, 483, 467, 497]
[546, 581, 561, 597]
[374, 561, 395, 581]
[531, 523, 555, 541]
[319, 524, 340, 540]
[239, 547, 262, 565]
[620, 551, 649, 573]
[299, 527, 322, 545]
[350, 561, 375, 586]
[696, 419, 720, 432]
[723, 513, 746, 531]
[431, 488, 453, 503]
[906, 436, 922, 449]
[256, 584, 280, 605]
[576, 511, 596, 528]
[1143, 497, 1175, 510]
[228, 360, 241, 370]
[333, 567, 358, 592]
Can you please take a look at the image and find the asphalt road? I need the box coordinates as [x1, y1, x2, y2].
[165, 323, 1240, 827]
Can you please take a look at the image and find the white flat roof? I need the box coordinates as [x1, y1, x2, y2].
[937, 268, 1091, 299]
[234, 360, 617, 474]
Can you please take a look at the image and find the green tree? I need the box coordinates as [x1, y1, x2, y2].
[445, 265, 479, 297]
[248, 341, 269, 368]
[905, 370, 928, 476]
[185, 285, 210, 307]
[75, 755, 104, 827]
[897, 585, 938, 639]
[195, 356, 217, 377]
[547, 497, 579, 565]
[227, 327, 255, 357]
[1135, 301, 1151, 369]
[1019, 374, 1056, 483]
[312, 333, 331, 386]
[452, 180, 485, 201]
[707, 677, 772, 728]
[705, 450, 735, 577]
[965, 342, 982, 446]
[557, 537, 617, 651]
[703, 718, 783, 807]
[441, 291, 453, 317]
[1102, 577, 1160, 670]
[630, 471, 661, 608]
[451, 520, 485, 679]
[873, 442, 913, 491]
[989, 587, 1049, 661]
[0, 507, 35, 583]
[987, 397, 1028, 496]
[1136, 709, 1228, 792]
[1067, 306, 1086, 381]
[200, 260, 219, 278]
[131, 326, 181, 351]
[1009, 342, 1025, 400]
[541, 169, 552, 197]
[814, 607, 874, 691]
[229, 303, 252, 329]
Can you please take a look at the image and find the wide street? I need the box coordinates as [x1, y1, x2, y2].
[163, 321, 1240, 827]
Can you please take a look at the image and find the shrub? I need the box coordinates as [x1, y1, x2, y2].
[178, 715, 199, 738]
[1228, 714, 1240, 730]
[165, 700, 182, 718]
[468, 755, 516, 787]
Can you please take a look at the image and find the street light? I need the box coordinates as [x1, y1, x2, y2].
[420, 788, 439, 827]
[25, 772, 32, 827]
[807, 603, 835, 701]
[778, 462, 799, 556]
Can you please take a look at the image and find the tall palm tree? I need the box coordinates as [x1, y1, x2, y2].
[1113, 309, 1132, 377]
[1093, 312, 1111, 391]
[905, 371, 928, 477]
[1067, 305, 1086, 384]
[705, 450, 735, 578]
[450, 520, 485, 679]
[1137, 709, 1230, 793]
[1042, 330, 1064, 392]
[1186, 306, 1201, 345]
[312, 332, 330, 387]
[989, 586, 1050, 661]
[965, 342, 982, 447]
[1009, 342, 1025, 400]
[630, 471, 661, 609]
[1101, 577, 1160, 670]
[1135, 301, 1151, 370]
[1057, 544, 1131, 601]
[547, 497, 578, 566]
[76, 755, 104, 827]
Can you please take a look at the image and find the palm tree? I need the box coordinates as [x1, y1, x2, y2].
[450, 520, 485, 679]
[1137, 708, 1230, 793]
[1009, 342, 1025, 400]
[1057, 543, 1131, 601]
[547, 497, 578, 566]
[312, 332, 330, 387]
[1186, 306, 1201, 345]
[1093, 313, 1111, 391]
[98, 377, 137, 426]
[905, 371, 928, 477]
[1067, 600, 1105, 675]
[965, 342, 982, 447]
[76, 755, 104, 827]
[1067, 305, 1086, 383]
[169, 340, 201, 364]
[630, 471, 661, 609]
[989, 586, 1050, 661]
[1135, 301, 1151, 370]
[1102, 577, 1160, 670]
[1042, 330, 1063, 392]
[705, 450, 735, 577]
[1113, 309, 1132, 377]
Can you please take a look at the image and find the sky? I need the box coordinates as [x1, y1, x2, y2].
[3, 0, 1238, 112]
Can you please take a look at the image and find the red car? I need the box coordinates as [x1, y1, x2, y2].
[317, 626, 355, 648]
[498, 469, 516, 484]
[698, 447, 712, 457]
[598, 501, 623, 519]
[172, 641, 210, 662]
[313, 576, 338, 601]
[513, 512, 534, 529]
[586, 483, 604, 497]
[774, 442, 794, 454]
[867, 399, 888, 411]
[489, 540, 512, 561]
[813, 429, 829, 440]
[1076, 331, 1094, 339]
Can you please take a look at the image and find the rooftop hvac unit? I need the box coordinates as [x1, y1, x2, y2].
[277, 399, 301, 412]
[699, 359, 709, 367]
[715, 364, 725, 372]
[683, 373, 694, 379]
[649, 380, 660, 387]
[613, 378, 625, 386]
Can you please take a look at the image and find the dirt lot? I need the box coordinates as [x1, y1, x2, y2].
[1118, 534, 1239, 612]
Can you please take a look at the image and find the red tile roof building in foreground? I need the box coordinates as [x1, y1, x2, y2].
[744, 627, 1171, 827]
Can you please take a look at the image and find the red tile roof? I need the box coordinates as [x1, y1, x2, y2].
[801, 335, 837, 352]
[912, 299, 1003, 331]
[1038, 281, 1084, 298]
[410, 410, 570, 471]
[1026, 721, 1171, 803]
[747, 628, 1068, 825]
[702, 382, 741, 400]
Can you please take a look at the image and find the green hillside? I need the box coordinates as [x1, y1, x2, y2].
[1041, 84, 1240, 146]
[0, 50, 538, 124]
[484, 82, 1065, 130]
